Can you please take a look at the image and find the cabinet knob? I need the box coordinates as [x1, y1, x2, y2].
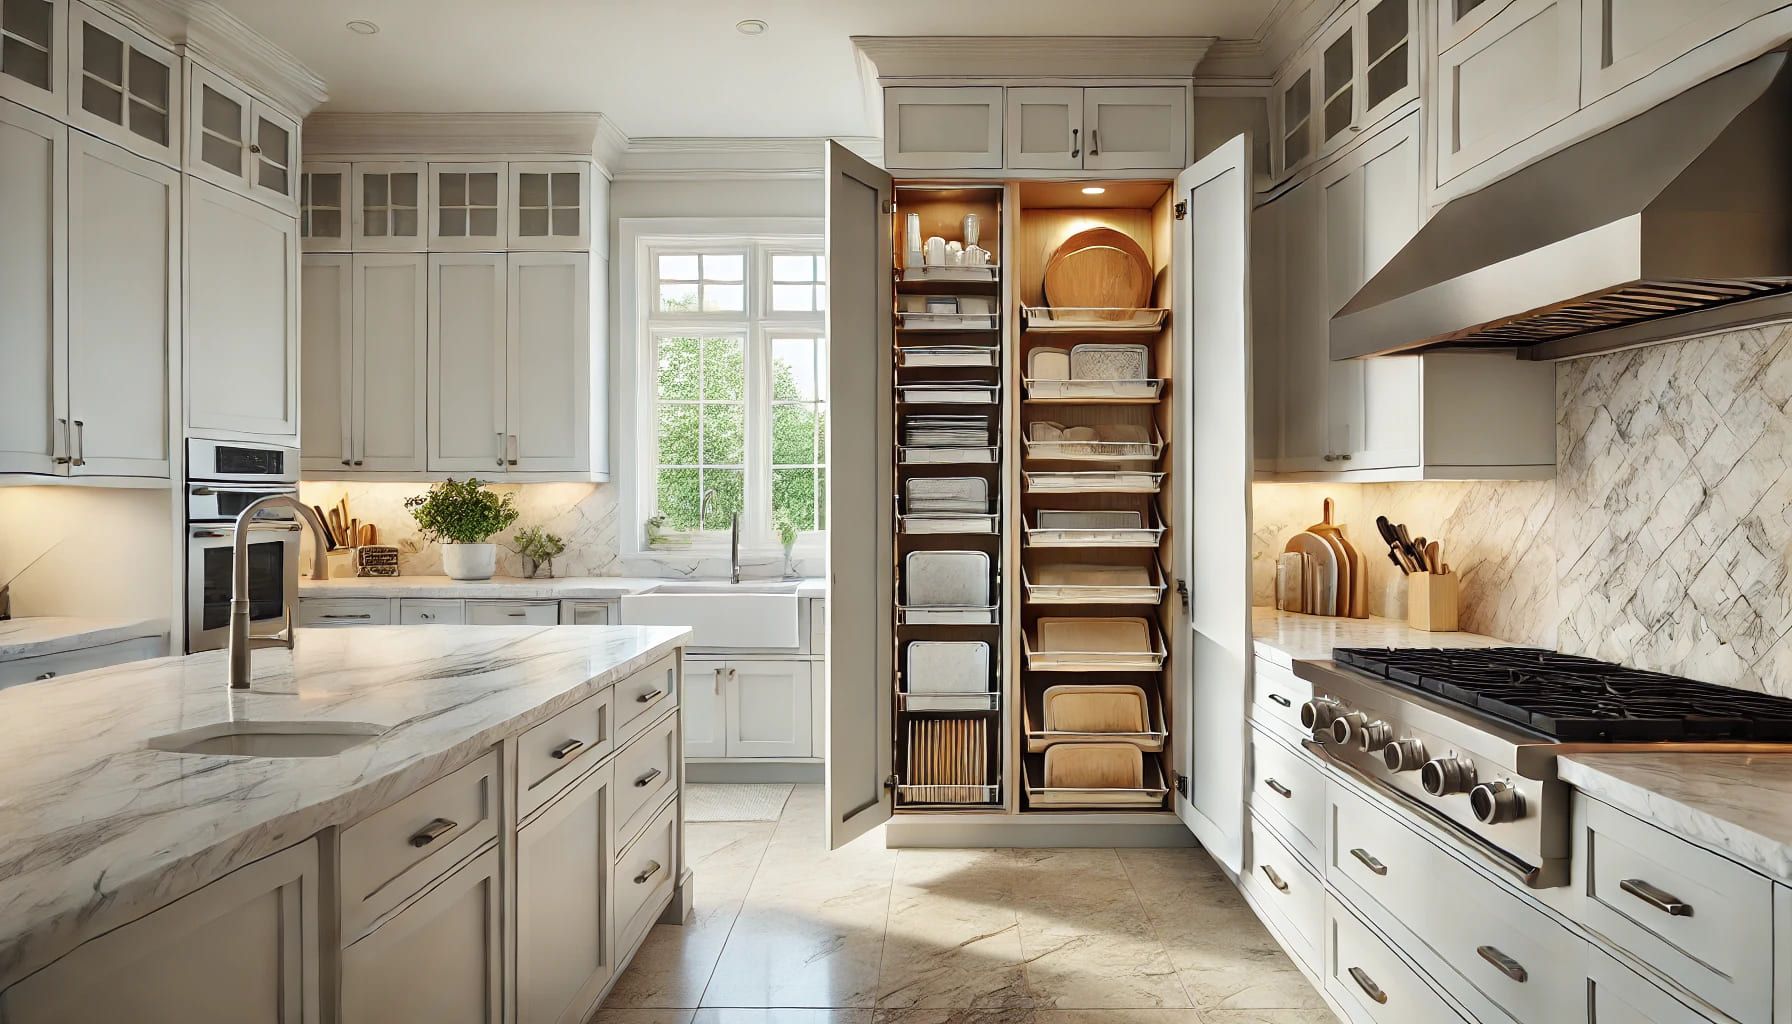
[35, 671, 56, 681]
[248, 143, 262, 155]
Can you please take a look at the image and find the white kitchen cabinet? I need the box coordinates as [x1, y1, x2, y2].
[0, 99, 65, 476]
[1276, 178, 1329, 472]
[465, 599, 559, 625]
[1315, 15, 1360, 159]
[683, 660, 728, 758]
[187, 178, 299, 440]
[518, 763, 615, 1024]
[299, 254, 351, 471]
[429, 252, 507, 472]
[186, 62, 297, 212]
[1275, 64, 1316, 177]
[297, 597, 391, 625]
[1436, 0, 1582, 186]
[430, 161, 507, 251]
[0, 633, 164, 688]
[66, 131, 176, 478]
[399, 598, 463, 624]
[1587, 948, 1720, 1024]
[299, 162, 349, 251]
[351, 161, 425, 252]
[883, 86, 1004, 170]
[725, 660, 812, 758]
[508, 161, 589, 251]
[1083, 87, 1188, 170]
[1005, 87, 1082, 170]
[506, 251, 591, 472]
[1361, 0, 1419, 126]
[1581, 0, 1786, 102]
[0, 839, 319, 1023]
[0, 0, 62, 116]
[66, 2, 178, 167]
[352, 253, 427, 470]
[1435, 0, 1511, 53]
[563, 600, 613, 625]
[341, 846, 502, 1024]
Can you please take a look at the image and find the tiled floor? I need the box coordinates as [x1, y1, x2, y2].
[596, 786, 1339, 1024]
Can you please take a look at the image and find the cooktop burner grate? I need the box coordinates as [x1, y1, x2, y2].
[1331, 647, 1792, 741]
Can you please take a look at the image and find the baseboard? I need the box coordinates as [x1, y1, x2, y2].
[884, 818, 1197, 848]
[687, 761, 823, 784]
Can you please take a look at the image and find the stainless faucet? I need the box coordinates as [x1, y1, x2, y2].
[698, 488, 741, 585]
[228, 496, 331, 690]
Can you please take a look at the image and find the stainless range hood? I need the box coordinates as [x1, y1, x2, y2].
[1332, 50, 1792, 362]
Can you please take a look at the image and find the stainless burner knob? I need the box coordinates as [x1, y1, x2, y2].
[1470, 781, 1525, 824]
[1383, 738, 1427, 772]
[1300, 698, 1341, 731]
[1330, 712, 1369, 745]
[1357, 720, 1394, 752]
[1420, 756, 1477, 796]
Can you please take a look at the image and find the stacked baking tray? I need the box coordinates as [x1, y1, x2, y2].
[1021, 560, 1166, 604]
[1022, 616, 1166, 671]
[1022, 683, 1165, 751]
[901, 640, 997, 711]
[898, 550, 997, 625]
[1024, 342, 1163, 400]
[1023, 508, 1166, 548]
[900, 416, 996, 465]
[898, 477, 998, 535]
[899, 716, 998, 805]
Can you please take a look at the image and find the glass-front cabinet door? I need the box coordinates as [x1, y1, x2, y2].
[0, 0, 61, 115]
[248, 103, 296, 207]
[351, 161, 425, 251]
[185, 61, 298, 212]
[429, 162, 507, 250]
[67, 2, 177, 166]
[300, 162, 349, 251]
[507, 161, 588, 251]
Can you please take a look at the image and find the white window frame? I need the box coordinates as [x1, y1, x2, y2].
[617, 218, 825, 568]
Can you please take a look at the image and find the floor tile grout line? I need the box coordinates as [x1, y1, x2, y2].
[871, 845, 902, 1011]
[688, 818, 782, 1013]
[1115, 847, 1200, 1012]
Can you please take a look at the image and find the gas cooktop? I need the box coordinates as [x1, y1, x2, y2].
[1332, 647, 1792, 742]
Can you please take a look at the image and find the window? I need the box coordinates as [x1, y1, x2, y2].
[629, 230, 826, 555]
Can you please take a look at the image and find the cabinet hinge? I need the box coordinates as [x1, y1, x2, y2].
[881, 199, 895, 214]
[1172, 771, 1189, 799]
[885, 774, 900, 790]
[1175, 578, 1190, 610]
[1174, 200, 1188, 220]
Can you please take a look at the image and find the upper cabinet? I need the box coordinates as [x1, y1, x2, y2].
[1083, 87, 1188, 170]
[429, 161, 508, 250]
[893, 84, 1188, 173]
[351, 160, 425, 251]
[1581, 0, 1786, 102]
[1435, 0, 1581, 185]
[1274, 0, 1417, 181]
[508, 161, 590, 251]
[884, 86, 1004, 169]
[186, 62, 299, 213]
[187, 178, 299, 440]
[1276, 67, 1315, 177]
[299, 158, 602, 254]
[300, 161, 348, 250]
[1361, 0, 1418, 125]
[0, 99, 65, 477]
[67, 3, 178, 167]
[0, 0, 62, 116]
[1005, 87, 1081, 170]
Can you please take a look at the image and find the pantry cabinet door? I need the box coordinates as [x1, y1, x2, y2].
[354, 253, 427, 472]
[726, 660, 813, 758]
[300, 253, 352, 472]
[0, 99, 66, 476]
[1005, 87, 1083, 170]
[299, 163, 349, 251]
[66, 2, 179, 168]
[506, 251, 590, 472]
[1084, 86, 1188, 170]
[1172, 134, 1253, 871]
[0, 0, 63, 116]
[67, 131, 176, 478]
[823, 140, 894, 849]
[428, 252, 508, 472]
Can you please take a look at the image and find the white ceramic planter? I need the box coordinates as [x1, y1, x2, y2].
[442, 542, 498, 581]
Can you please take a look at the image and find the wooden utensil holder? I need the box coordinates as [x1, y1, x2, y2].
[1407, 572, 1459, 631]
[326, 549, 357, 579]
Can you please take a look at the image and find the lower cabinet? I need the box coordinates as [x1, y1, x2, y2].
[340, 845, 503, 1024]
[0, 635, 165, 689]
[0, 841, 320, 1024]
[1325, 893, 1471, 1024]
[684, 660, 729, 758]
[466, 599, 559, 625]
[684, 658, 813, 759]
[518, 763, 615, 1024]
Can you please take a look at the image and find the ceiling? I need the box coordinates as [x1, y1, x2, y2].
[213, 0, 1276, 138]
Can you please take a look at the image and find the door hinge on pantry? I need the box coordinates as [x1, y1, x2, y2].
[1174, 201, 1188, 220]
[1172, 771, 1189, 799]
[882, 200, 895, 214]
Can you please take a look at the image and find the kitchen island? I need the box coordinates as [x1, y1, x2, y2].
[0, 623, 688, 1023]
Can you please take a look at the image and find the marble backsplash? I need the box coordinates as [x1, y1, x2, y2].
[1253, 323, 1792, 697]
[298, 481, 621, 578]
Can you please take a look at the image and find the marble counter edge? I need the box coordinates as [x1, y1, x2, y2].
[1250, 607, 1503, 668]
[0, 626, 692, 992]
[0, 618, 169, 662]
[297, 577, 828, 600]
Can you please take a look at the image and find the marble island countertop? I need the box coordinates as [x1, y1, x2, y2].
[300, 574, 827, 600]
[0, 623, 688, 990]
[1252, 607, 1506, 667]
[0, 616, 167, 661]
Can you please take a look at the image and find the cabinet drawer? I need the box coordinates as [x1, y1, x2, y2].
[615, 797, 677, 951]
[1326, 894, 1469, 1024]
[1251, 726, 1323, 866]
[0, 636, 163, 689]
[614, 712, 678, 843]
[616, 655, 679, 739]
[1581, 797, 1773, 1024]
[517, 688, 614, 820]
[300, 598, 391, 626]
[1247, 812, 1322, 971]
[1588, 947, 1716, 1024]
[1253, 657, 1313, 736]
[1332, 782, 1586, 1024]
[400, 598, 463, 624]
[340, 749, 499, 939]
[465, 600, 559, 626]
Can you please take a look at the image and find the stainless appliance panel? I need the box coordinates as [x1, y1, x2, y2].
[186, 522, 300, 653]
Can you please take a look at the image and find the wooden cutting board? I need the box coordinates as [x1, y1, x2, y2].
[1045, 742, 1143, 788]
[1037, 616, 1150, 653]
[1043, 684, 1148, 733]
[1043, 228, 1152, 310]
[1305, 498, 1367, 619]
[1284, 532, 1339, 617]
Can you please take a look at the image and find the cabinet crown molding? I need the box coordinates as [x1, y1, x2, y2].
[852, 35, 1215, 80]
[617, 136, 882, 180]
[107, 0, 327, 117]
[303, 112, 626, 174]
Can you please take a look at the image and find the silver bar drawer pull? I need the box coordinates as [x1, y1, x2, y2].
[1260, 864, 1289, 893]
[633, 860, 662, 885]
[549, 738, 585, 760]
[323, 613, 372, 620]
[1477, 944, 1528, 983]
[1620, 878, 1693, 917]
[1264, 778, 1292, 799]
[1348, 966, 1388, 1004]
[634, 767, 664, 788]
[408, 818, 457, 848]
[1267, 693, 1292, 707]
[636, 688, 668, 706]
[1350, 848, 1388, 876]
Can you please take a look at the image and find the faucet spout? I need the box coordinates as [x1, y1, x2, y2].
[228, 496, 332, 690]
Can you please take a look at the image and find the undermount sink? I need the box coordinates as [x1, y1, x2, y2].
[621, 582, 801, 649]
[149, 720, 387, 758]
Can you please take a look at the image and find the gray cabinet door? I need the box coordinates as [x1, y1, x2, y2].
[341, 846, 502, 1024]
[518, 764, 615, 1024]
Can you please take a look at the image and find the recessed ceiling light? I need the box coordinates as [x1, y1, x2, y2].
[345, 19, 380, 34]
[736, 18, 768, 35]
[1081, 186, 1106, 195]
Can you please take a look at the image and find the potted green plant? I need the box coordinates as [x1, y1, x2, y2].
[405, 478, 520, 581]
[775, 513, 799, 579]
[515, 526, 567, 579]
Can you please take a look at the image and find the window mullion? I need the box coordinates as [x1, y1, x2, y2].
[745, 322, 772, 549]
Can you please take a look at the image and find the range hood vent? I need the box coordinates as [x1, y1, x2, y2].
[1332, 51, 1792, 362]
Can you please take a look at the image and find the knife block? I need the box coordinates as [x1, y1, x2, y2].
[326, 549, 357, 579]
[1407, 572, 1459, 632]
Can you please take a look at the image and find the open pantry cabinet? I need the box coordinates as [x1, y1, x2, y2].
[824, 140, 1254, 866]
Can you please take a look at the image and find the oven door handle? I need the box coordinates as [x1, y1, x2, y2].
[189, 484, 299, 496]
[192, 522, 303, 537]
[1301, 738, 1541, 887]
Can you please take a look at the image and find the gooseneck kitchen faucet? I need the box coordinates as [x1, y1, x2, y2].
[228, 495, 332, 689]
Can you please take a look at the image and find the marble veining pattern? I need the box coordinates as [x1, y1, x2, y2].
[1558, 751, 1792, 884]
[0, 617, 167, 661]
[0, 624, 688, 989]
